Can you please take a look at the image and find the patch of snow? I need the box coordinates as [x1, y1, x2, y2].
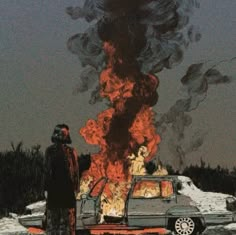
[18, 212, 44, 219]
[9, 213, 18, 219]
[0, 217, 28, 235]
[202, 223, 236, 234]
[177, 176, 234, 214]
[26, 201, 46, 214]
[224, 223, 236, 231]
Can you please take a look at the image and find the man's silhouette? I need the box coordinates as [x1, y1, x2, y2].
[44, 124, 79, 235]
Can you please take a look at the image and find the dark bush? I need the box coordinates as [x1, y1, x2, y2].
[0, 143, 45, 216]
[182, 160, 236, 195]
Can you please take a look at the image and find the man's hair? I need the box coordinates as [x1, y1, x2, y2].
[51, 124, 72, 144]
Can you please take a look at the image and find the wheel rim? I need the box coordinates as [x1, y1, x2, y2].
[175, 217, 195, 235]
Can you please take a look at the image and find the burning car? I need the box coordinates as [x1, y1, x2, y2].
[76, 175, 207, 235]
[19, 175, 236, 235]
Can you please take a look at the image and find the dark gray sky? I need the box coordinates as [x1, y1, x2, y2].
[0, 0, 235, 168]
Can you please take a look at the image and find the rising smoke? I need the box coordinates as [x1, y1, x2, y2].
[67, 0, 201, 103]
[156, 62, 232, 169]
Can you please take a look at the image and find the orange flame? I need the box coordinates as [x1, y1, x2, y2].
[129, 106, 161, 162]
[80, 108, 114, 151]
[78, 42, 162, 217]
[28, 227, 44, 234]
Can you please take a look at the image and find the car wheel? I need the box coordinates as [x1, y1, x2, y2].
[174, 217, 196, 235]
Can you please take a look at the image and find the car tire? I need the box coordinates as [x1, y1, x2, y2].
[168, 217, 201, 235]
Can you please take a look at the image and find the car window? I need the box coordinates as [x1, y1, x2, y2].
[89, 178, 107, 197]
[161, 180, 174, 198]
[131, 180, 174, 198]
[132, 180, 161, 198]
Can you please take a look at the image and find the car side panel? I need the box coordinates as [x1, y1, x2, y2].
[76, 199, 98, 229]
[127, 197, 177, 227]
[76, 200, 84, 230]
[166, 205, 203, 217]
[204, 212, 234, 224]
[80, 198, 98, 225]
[127, 185, 200, 228]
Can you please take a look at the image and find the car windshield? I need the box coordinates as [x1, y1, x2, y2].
[132, 180, 174, 198]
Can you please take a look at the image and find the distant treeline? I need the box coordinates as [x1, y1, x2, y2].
[182, 160, 236, 196]
[0, 142, 45, 216]
[0, 143, 236, 217]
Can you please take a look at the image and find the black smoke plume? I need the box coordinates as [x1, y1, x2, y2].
[156, 62, 232, 169]
[67, 0, 200, 103]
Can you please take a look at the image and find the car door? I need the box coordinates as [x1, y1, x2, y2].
[81, 177, 108, 226]
[127, 178, 177, 227]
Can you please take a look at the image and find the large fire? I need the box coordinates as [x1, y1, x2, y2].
[77, 41, 167, 220]
[65, 0, 202, 225]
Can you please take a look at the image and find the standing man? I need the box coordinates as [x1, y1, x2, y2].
[44, 124, 79, 235]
